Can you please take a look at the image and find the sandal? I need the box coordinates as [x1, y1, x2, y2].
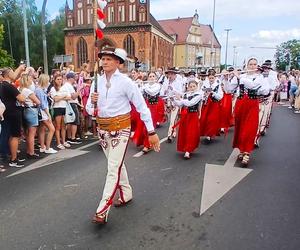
[114, 198, 132, 208]
[238, 153, 244, 161]
[142, 147, 151, 153]
[241, 153, 250, 167]
[92, 212, 108, 224]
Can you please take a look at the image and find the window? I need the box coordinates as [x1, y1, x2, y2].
[123, 35, 135, 57]
[87, 8, 93, 25]
[139, 7, 146, 22]
[77, 37, 88, 67]
[77, 7, 83, 25]
[129, 4, 136, 21]
[108, 6, 114, 23]
[152, 38, 157, 67]
[67, 19, 73, 27]
[118, 5, 125, 22]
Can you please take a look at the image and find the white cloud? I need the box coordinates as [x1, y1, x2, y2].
[252, 29, 300, 41]
[151, 0, 300, 20]
[219, 28, 300, 66]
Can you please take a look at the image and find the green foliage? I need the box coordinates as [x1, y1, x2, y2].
[0, 0, 65, 70]
[275, 39, 300, 71]
[0, 24, 15, 67]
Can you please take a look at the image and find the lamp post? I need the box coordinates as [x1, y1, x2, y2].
[22, 0, 30, 66]
[210, 0, 216, 68]
[42, 0, 48, 74]
[224, 28, 232, 69]
[233, 46, 237, 67]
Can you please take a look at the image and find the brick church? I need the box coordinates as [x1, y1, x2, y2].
[64, 0, 174, 71]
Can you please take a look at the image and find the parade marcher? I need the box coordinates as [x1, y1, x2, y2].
[174, 80, 203, 159]
[199, 70, 223, 142]
[197, 69, 207, 90]
[160, 67, 184, 142]
[228, 58, 270, 166]
[129, 69, 143, 137]
[254, 63, 275, 147]
[86, 47, 160, 224]
[157, 67, 167, 85]
[220, 67, 236, 133]
[132, 72, 161, 153]
[262, 60, 280, 129]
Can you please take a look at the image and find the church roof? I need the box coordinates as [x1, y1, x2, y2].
[158, 17, 221, 48]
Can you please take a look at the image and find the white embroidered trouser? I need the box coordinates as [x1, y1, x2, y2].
[258, 101, 267, 134]
[265, 92, 274, 126]
[96, 127, 133, 214]
[167, 106, 179, 137]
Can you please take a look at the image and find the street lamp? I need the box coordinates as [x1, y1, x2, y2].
[233, 46, 237, 67]
[22, 0, 30, 66]
[210, 0, 216, 68]
[224, 28, 232, 69]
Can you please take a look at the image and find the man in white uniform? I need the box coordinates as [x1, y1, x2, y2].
[160, 67, 184, 142]
[86, 47, 160, 224]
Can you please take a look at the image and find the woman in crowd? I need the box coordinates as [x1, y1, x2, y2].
[174, 80, 203, 159]
[0, 98, 6, 172]
[19, 74, 41, 158]
[81, 77, 93, 136]
[35, 74, 57, 154]
[50, 74, 71, 150]
[199, 70, 223, 142]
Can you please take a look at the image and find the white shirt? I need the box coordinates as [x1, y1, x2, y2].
[268, 70, 280, 91]
[61, 81, 78, 104]
[50, 86, 70, 108]
[86, 69, 154, 132]
[143, 82, 161, 96]
[20, 88, 34, 107]
[174, 90, 204, 107]
[160, 75, 184, 97]
[227, 73, 270, 96]
[239, 73, 270, 96]
[201, 79, 224, 101]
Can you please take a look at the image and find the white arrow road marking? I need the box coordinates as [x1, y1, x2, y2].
[200, 149, 253, 215]
[133, 137, 168, 158]
[7, 141, 99, 178]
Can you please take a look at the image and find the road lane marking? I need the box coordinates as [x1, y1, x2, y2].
[199, 149, 253, 215]
[133, 137, 168, 158]
[7, 141, 99, 178]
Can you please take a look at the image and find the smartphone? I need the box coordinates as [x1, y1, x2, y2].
[20, 60, 27, 65]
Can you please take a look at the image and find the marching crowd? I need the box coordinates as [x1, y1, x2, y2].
[0, 56, 299, 173]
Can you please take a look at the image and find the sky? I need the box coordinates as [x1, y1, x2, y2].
[35, 0, 300, 67]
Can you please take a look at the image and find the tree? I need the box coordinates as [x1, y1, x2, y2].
[0, 24, 15, 67]
[0, 0, 24, 65]
[275, 39, 300, 71]
[0, 0, 65, 70]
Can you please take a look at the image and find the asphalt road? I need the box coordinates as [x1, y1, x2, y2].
[0, 105, 299, 250]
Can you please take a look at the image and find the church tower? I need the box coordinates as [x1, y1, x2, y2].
[64, 0, 174, 71]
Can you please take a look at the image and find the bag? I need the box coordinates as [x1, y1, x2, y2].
[0, 100, 5, 121]
[38, 108, 43, 121]
[64, 102, 76, 124]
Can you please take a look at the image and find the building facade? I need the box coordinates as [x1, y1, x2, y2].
[64, 0, 174, 71]
[159, 12, 222, 71]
